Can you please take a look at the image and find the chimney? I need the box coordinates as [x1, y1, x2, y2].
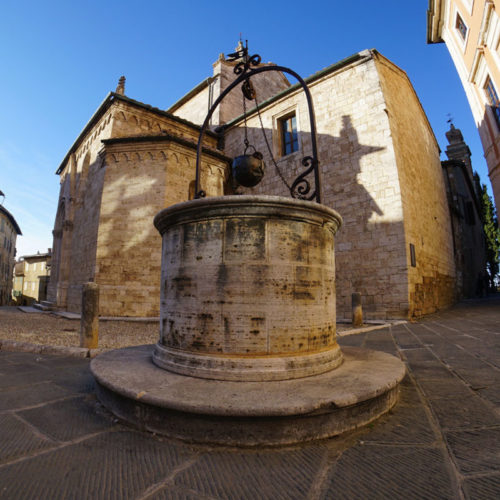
[115, 76, 126, 95]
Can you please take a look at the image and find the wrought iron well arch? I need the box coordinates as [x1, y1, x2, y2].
[194, 47, 322, 203]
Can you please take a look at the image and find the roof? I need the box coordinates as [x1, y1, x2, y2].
[19, 252, 51, 261]
[221, 51, 367, 130]
[0, 205, 22, 235]
[167, 76, 216, 115]
[56, 93, 218, 175]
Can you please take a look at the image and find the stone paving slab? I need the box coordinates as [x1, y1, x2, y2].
[0, 383, 72, 412]
[445, 428, 500, 474]
[322, 445, 457, 499]
[18, 396, 115, 442]
[0, 413, 55, 464]
[463, 475, 500, 500]
[16, 306, 49, 314]
[172, 445, 327, 500]
[359, 402, 437, 445]
[0, 296, 499, 499]
[0, 431, 197, 500]
[429, 396, 500, 430]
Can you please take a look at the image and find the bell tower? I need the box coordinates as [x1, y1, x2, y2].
[445, 123, 473, 182]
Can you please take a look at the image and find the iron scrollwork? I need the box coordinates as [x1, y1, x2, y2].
[290, 156, 317, 201]
[227, 45, 262, 76]
[195, 45, 322, 204]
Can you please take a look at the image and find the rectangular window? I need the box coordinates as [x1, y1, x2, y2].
[279, 114, 298, 156]
[456, 13, 468, 40]
[465, 201, 475, 225]
[409, 244, 416, 267]
[484, 76, 500, 129]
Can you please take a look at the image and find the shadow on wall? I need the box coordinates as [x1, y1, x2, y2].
[231, 115, 384, 212]
[226, 115, 418, 319]
[86, 156, 165, 317]
[225, 113, 457, 318]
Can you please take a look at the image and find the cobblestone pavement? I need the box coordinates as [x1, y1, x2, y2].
[0, 306, 158, 349]
[0, 297, 499, 499]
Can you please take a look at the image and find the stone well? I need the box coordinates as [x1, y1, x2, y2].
[152, 195, 343, 381]
[91, 195, 406, 446]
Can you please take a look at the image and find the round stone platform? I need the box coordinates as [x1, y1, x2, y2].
[91, 345, 406, 446]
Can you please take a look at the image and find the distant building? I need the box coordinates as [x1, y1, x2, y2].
[12, 251, 52, 306]
[442, 123, 487, 297]
[427, 0, 500, 210]
[48, 49, 460, 319]
[0, 202, 22, 305]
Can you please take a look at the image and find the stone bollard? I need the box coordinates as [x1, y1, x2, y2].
[80, 282, 99, 349]
[352, 292, 363, 327]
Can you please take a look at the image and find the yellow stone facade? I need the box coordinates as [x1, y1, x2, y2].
[12, 252, 51, 305]
[428, 0, 500, 210]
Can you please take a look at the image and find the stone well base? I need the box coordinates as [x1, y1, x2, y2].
[92, 345, 406, 446]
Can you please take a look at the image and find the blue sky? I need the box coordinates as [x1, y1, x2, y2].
[0, 0, 492, 256]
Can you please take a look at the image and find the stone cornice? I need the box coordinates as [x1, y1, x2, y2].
[102, 133, 231, 164]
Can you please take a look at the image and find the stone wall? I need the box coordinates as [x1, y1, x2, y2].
[49, 50, 459, 320]
[224, 52, 411, 319]
[374, 54, 456, 316]
[50, 95, 229, 317]
[94, 140, 228, 317]
[0, 210, 19, 305]
[111, 100, 214, 145]
[49, 108, 114, 310]
[170, 84, 212, 126]
[216, 60, 290, 126]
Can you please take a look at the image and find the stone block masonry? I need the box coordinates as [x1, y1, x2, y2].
[223, 50, 455, 319]
[153, 195, 343, 381]
[50, 94, 230, 317]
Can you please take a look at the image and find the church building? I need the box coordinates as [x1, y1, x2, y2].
[48, 48, 467, 319]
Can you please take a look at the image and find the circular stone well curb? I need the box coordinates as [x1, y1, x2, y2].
[91, 345, 406, 446]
